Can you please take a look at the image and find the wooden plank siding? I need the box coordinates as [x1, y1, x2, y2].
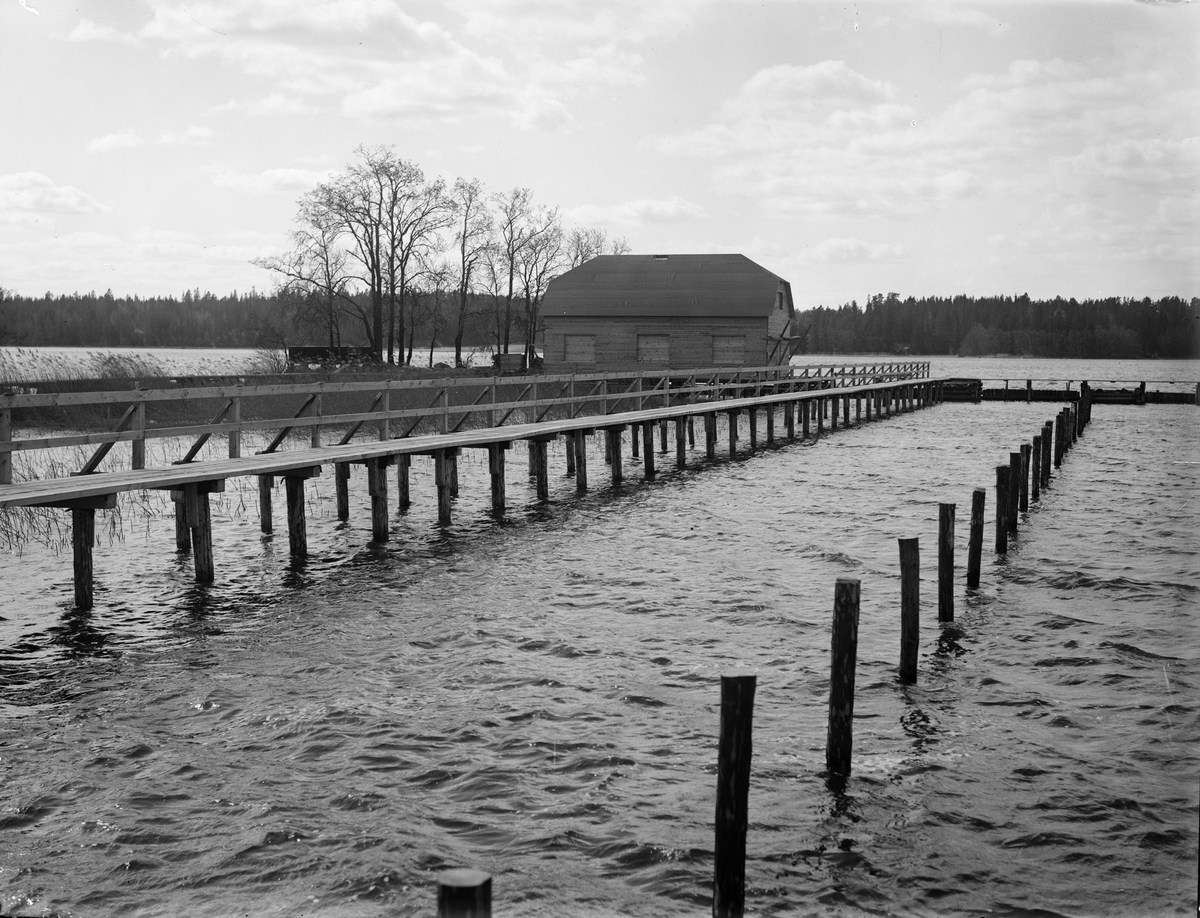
[546, 316, 771, 373]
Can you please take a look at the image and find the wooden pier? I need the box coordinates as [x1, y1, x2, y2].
[1, 362, 939, 608]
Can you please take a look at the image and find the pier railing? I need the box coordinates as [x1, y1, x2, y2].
[0, 361, 928, 485]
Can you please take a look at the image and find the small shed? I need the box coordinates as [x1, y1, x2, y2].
[541, 254, 797, 373]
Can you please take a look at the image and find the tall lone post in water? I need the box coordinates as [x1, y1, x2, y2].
[995, 467, 1009, 554]
[967, 488, 985, 588]
[939, 503, 955, 622]
[826, 578, 861, 778]
[899, 538, 920, 684]
[437, 869, 492, 918]
[713, 673, 756, 918]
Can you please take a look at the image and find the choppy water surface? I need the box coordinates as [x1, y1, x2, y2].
[1, 388, 1198, 915]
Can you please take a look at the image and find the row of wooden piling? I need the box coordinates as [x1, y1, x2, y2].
[159, 383, 939, 595]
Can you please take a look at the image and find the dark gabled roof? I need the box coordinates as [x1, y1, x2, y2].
[542, 254, 788, 318]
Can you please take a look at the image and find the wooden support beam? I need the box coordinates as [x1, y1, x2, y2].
[705, 412, 717, 461]
[784, 401, 795, 440]
[765, 404, 775, 445]
[802, 399, 810, 436]
[488, 443, 506, 513]
[659, 418, 668, 453]
[748, 408, 758, 448]
[688, 416, 695, 448]
[727, 410, 738, 458]
[258, 475, 273, 533]
[830, 395, 837, 430]
[817, 398, 824, 435]
[397, 454, 411, 511]
[450, 448, 460, 498]
[843, 393, 850, 426]
[642, 421, 655, 478]
[285, 476, 307, 560]
[565, 431, 576, 475]
[574, 430, 588, 492]
[531, 437, 550, 501]
[606, 427, 623, 484]
[435, 449, 453, 525]
[675, 417, 687, 469]
[366, 456, 390, 540]
[174, 495, 190, 551]
[335, 462, 350, 521]
[72, 507, 96, 610]
[184, 482, 217, 582]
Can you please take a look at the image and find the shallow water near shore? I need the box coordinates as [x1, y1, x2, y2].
[1, 363, 1198, 916]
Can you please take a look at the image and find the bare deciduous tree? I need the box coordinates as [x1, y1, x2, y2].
[449, 177, 493, 367]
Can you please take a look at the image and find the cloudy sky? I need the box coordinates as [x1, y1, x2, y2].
[1, 0, 1196, 308]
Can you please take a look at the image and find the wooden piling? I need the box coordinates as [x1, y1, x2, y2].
[688, 416, 696, 448]
[72, 507, 95, 610]
[1019, 443, 1031, 513]
[659, 418, 668, 453]
[1008, 452, 1022, 532]
[899, 538, 919, 684]
[531, 438, 550, 502]
[397, 454, 411, 511]
[642, 422, 655, 478]
[714, 673, 756, 918]
[1041, 422, 1053, 488]
[855, 395, 861, 423]
[335, 462, 350, 521]
[830, 396, 837, 430]
[816, 398, 824, 435]
[843, 394, 850, 426]
[565, 432, 576, 475]
[488, 443, 506, 513]
[748, 408, 758, 447]
[1030, 436, 1041, 503]
[1054, 412, 1064, 469]
[966, 488, 985, 589]
[607, 427, 624, 484]
[675, 417, 687, 469]
[284, 476, 308, 559]
[437, 868, 492, 918]
[865, 391, 872, 421]
[765, 404, 775, 445]
[995, 467, 1009, 554]
[174, 496, 191, 551]
[573, 431, 589, 492]
[184, 483, 215, 582]
[827, 578, 861, 778]
[784, 401, 795, 440]
[631, 424, 640, 459]
[258, 474, 273, 533]
[938, 503, 955, 622]
[367, 457, 389, 540]
[802, 399, 810, 437]
[727, 410, 738, 457]
[705, 412, 717, 461]
[435, 450, 453, 524]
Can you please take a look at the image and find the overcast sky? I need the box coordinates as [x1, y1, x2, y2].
[1, 0, 1196, 308]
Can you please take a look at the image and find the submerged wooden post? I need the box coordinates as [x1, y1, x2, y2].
[435, 450, 453, 525]
[784, 401, 795, 440]
[1019, 443, 1031, 513]
[688, 416, 696, 448]
[939, 503, 955, 622]
[72, 507, 96, 610]
[765, 404, 775, 445]
[607, 428, 624, 484]
[714, 673, 756, 918]
[675, 417, 687, 469]
[174, 495, 191, 551]
[532, 438, 550, 502]
[826, 578, 861, 778]
[1008, 452, 1022, 532]
[865, 390, 872, 421]
[727, 410, 738, 457]
[258, 474, 273, 533]
[565, 432, 576, 475]
[855, 395, 861, 422]
[184, 482, 216, 583]
[659, 418, 668, 452]
[631, 423, 640, 459]
[488, 443, 507, 513]
[816, 398, 824, 435]
[284, 474, 310, 559]
[397, 454, 411, 511]
[1031, 436, 1041, 503]
[642, 422, 655, 479]
[967, 488, 985, 588]
[802, 399, 810, 437]
[899, 538, 919, 684]
[335, 462, 350, 521]
[367, 457, 389, 541]
[437, 868, 491, 918]
[705, 412, 717, 461]
[995, 467, 1009, 553]
[1042, 422, 1053, 487]
[450, 448, 460, 498]
[829, 395, 837, 430]
[574, 430, 588, 492]
[1054, 412, 1064, 469]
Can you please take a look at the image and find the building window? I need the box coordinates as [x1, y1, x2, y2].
[712, 335, 745, 365]
[776, 291, 784, 311]
[637, 334, 670, 364]
[564, 334, 596, 363]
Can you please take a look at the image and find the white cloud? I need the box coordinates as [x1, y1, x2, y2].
[157, 126, 213, 145]
[211, 166, 337, 194]
[213, 93, 312, 116]
[799, 238, 905, 263]
[0, 172, 106, 216]
[86, 131, 144, 153]
[65, 18, 139, 43]
[567, 196, 706, 227]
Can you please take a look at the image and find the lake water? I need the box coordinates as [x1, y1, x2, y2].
[1, 357, 1198, 917]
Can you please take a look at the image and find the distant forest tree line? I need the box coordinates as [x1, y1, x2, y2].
[796, 293, 1199, 359]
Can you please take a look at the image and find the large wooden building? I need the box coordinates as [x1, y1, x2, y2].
[541, 254, 797, 373]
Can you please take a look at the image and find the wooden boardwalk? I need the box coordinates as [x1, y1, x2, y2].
[1, 362, 941, 608]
